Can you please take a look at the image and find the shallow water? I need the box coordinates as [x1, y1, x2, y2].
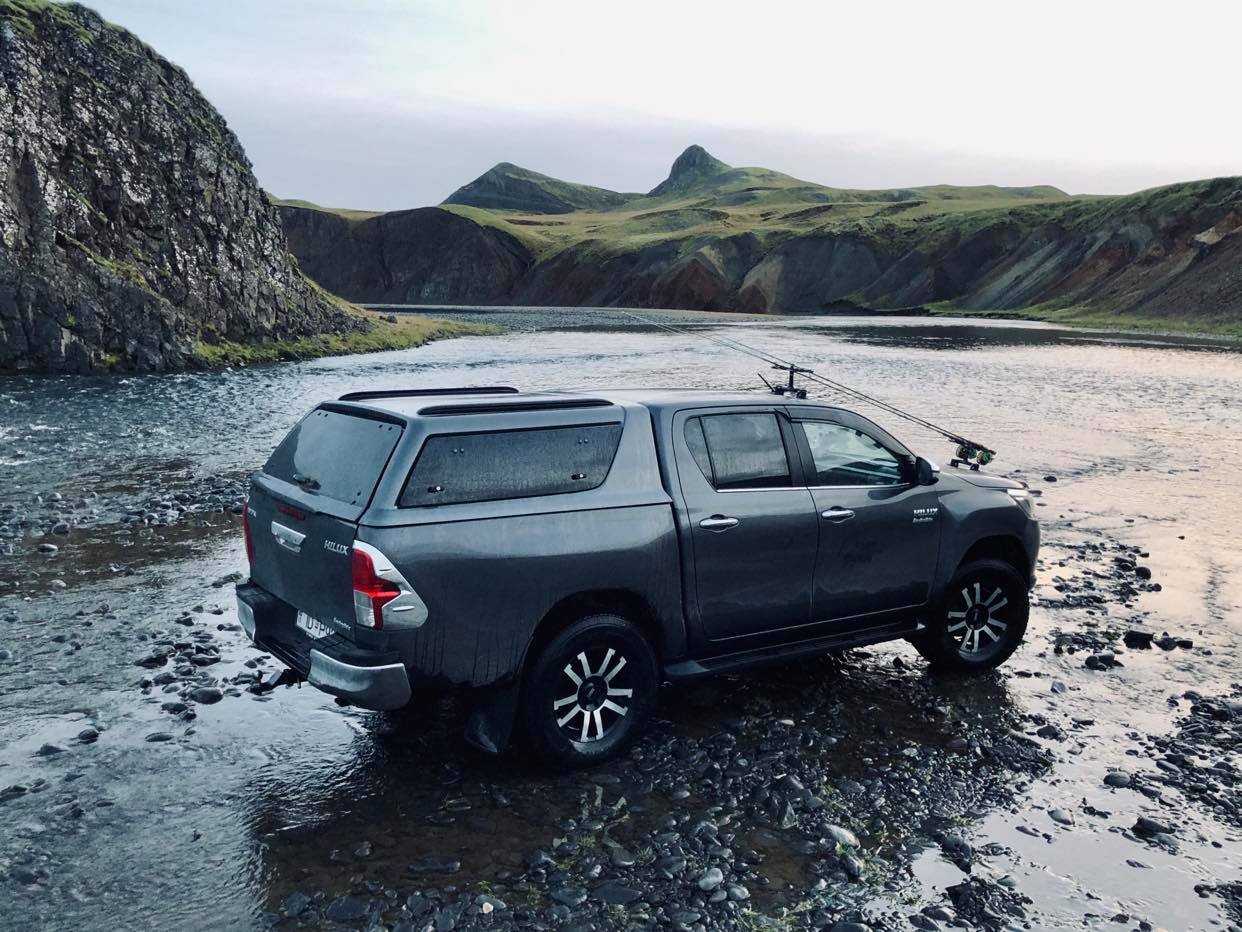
[1, 313, 1241, 931]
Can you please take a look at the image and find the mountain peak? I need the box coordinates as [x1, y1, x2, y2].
[443, 162, 632, 214]
[649, 145, 731, 197]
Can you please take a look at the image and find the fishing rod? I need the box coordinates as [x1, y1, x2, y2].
[618, 311, 996, 468]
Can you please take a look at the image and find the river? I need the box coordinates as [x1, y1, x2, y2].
[1, 311, 1240, 931]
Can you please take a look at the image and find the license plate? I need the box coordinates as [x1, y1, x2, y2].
[295, 611, 333, 640]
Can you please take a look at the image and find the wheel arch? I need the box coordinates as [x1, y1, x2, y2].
[957, 534, 1031, 579]
[524, 589, 665, 674]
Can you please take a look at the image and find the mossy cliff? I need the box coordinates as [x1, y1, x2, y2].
[0, 0, 371, 372]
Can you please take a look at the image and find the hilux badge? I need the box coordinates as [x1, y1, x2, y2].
[323, 540, 349, 555]
[912, 506, 939, 524]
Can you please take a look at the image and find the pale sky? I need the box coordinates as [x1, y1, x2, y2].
[88, 0, 1241, 211]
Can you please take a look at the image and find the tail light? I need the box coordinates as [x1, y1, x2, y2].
[242, 498, 255, 564]
[351, 547, 400, 629]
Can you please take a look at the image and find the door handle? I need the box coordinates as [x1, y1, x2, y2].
[270, 521, 306, 553]
[699, 515, 740, 531]
[820, 508, 855, 523]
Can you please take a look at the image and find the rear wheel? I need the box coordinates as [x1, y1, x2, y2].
[520, 614, 657, 768]
[914, 559, 1028, 673]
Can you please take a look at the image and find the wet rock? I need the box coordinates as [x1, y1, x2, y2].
[144, 732, 174, 742]
[657, 853, 687, 876]
[282, 891, 312, 918]
[1049, 808, 1075, 826]
[607, 844, 636, 868]
[697, 867, 724, 891]
[1133, 816, 1174, 837]
[592, 880, 642, 905]
[37, 543, 58, 554]
[76, 728, 99, 744]
[1124, 629, 1154, 649]
[823, 824, 860, 848]
[550, 886, 586, 907]
[1085, 650, 1122, 670]
[475, 894, 505, 915]
[324, 894, 369, 922]
[35, 743, 68, 756]
[1134, 565, 1152, 579]
[842, 853, 865, 879]
[50, 521, 70, 535]
[1103, 771, 1132, 788]
[406, 854, 461, 875]
[189, 686, 223, 704]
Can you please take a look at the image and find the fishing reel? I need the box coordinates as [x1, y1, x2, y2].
[951, 443, 995, 471]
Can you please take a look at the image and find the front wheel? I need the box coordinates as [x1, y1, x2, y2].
[914, 559, 1029, 673]
[519, 614, 658, 768]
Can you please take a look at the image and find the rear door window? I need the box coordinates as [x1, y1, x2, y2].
[264, 408, 402, 506]
[401, 423, 623, 506]
[695, 413, 792, 490]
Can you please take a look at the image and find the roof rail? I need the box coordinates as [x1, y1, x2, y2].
[338, 386, 518, 402]
[420, 398, 614, 417]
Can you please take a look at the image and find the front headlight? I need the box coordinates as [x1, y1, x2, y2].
[1007, 488, 1035, 517]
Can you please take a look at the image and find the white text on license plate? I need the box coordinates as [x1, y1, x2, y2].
[295, 612, 333, 640]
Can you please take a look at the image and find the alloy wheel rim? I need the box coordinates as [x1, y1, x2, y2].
[553, 647, 633, 743]
[947, 580, 1010, 657]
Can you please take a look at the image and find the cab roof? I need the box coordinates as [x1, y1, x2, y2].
[331, 386, 846, 420]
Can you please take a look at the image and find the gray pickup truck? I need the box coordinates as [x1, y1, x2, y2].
[236, 387, 1038, 766]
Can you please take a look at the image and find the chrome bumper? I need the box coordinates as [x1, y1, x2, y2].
[308, 649, 412, 711]
[235, 586, 411, 711]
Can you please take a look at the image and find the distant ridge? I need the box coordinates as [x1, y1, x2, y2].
[278, 146, 1241, 333]
[443, 162, 636, 214]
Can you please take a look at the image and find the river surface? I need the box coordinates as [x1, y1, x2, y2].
[1, 312, 1241, 932]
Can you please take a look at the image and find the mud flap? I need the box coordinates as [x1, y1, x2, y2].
[463, 680, 521, 755]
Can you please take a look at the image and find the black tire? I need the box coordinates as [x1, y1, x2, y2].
[914, 559, 1029, 673]
[520, 614, 657, 768]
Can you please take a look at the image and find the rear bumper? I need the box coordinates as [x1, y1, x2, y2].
[235, 581, 411, 711]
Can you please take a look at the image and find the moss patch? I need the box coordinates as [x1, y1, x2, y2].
[1, 0, 93, 41]
[190, 312, 494, 368]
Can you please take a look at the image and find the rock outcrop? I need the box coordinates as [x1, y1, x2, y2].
[648, 145, 731, 197]
[0, 0, 360, 373]
[279, 205, 534, 305]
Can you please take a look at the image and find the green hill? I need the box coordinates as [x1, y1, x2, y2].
[277, 146, 1242, 335]
[442, 162, 638, 214]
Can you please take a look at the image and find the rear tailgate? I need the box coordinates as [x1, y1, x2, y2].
[248, 406, 403, 639]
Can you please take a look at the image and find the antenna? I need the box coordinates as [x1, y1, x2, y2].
[618, 311, 997, 468]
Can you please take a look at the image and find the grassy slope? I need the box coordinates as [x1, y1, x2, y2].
[443, 162, 639, 212]
[929, 304, 1242, 339]
[192, 309, 493, 367]
[268, 196, 383, 223]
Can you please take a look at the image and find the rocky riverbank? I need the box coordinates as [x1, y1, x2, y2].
[1, 317, 1239, 931]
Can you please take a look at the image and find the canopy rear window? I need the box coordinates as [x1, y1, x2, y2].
[401, 423, 622, 507]
[264, 408, 402, 506]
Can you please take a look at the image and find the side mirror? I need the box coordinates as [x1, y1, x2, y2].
[915, 456, 940, 485]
